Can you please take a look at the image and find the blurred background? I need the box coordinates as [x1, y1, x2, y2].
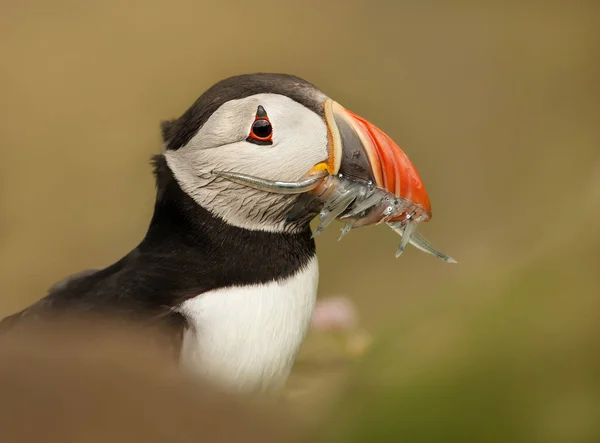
[1, 1, 598, 441]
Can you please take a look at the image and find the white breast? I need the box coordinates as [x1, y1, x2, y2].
[176, 257, 319, 393]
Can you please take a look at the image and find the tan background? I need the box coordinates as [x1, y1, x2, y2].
[1, 1, 599, 440]
[1, 1, 597, 317]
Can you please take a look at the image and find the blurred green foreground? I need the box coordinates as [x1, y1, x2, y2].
[304, 236, 600, 442]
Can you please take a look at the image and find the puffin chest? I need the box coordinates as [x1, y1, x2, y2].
[176, 257, 319, 392]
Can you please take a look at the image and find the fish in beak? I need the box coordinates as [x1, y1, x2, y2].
[213, 99, 456, 263]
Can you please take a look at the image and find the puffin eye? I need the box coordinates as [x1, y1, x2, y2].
[246, 105, 273, 146]
[252, 120, 272, 138]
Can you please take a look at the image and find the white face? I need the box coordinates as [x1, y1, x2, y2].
[165, 93, 329, 232]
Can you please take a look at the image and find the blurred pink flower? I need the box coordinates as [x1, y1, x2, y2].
[310, 296, 358, 331]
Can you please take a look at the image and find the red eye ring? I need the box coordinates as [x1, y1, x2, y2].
[246, 105, 273, 145]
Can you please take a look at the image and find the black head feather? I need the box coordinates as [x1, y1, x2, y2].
[160, 120, 177, 143]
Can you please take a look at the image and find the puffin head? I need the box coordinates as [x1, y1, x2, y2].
[162, 73, 431, 235]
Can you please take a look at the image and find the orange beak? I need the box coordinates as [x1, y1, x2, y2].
[323, 99, 432, 221]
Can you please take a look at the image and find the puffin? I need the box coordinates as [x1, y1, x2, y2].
[0, 73, 435, 393]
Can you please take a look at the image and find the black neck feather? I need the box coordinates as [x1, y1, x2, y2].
[140, 155, 317, 296]
[37, 156, 316, 315]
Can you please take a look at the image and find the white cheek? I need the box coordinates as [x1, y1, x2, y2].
[183, 94, 328, 181]
[165, 93, 329, 232]
[207, 131, 327, 183]
[187, 106, 254, 150]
